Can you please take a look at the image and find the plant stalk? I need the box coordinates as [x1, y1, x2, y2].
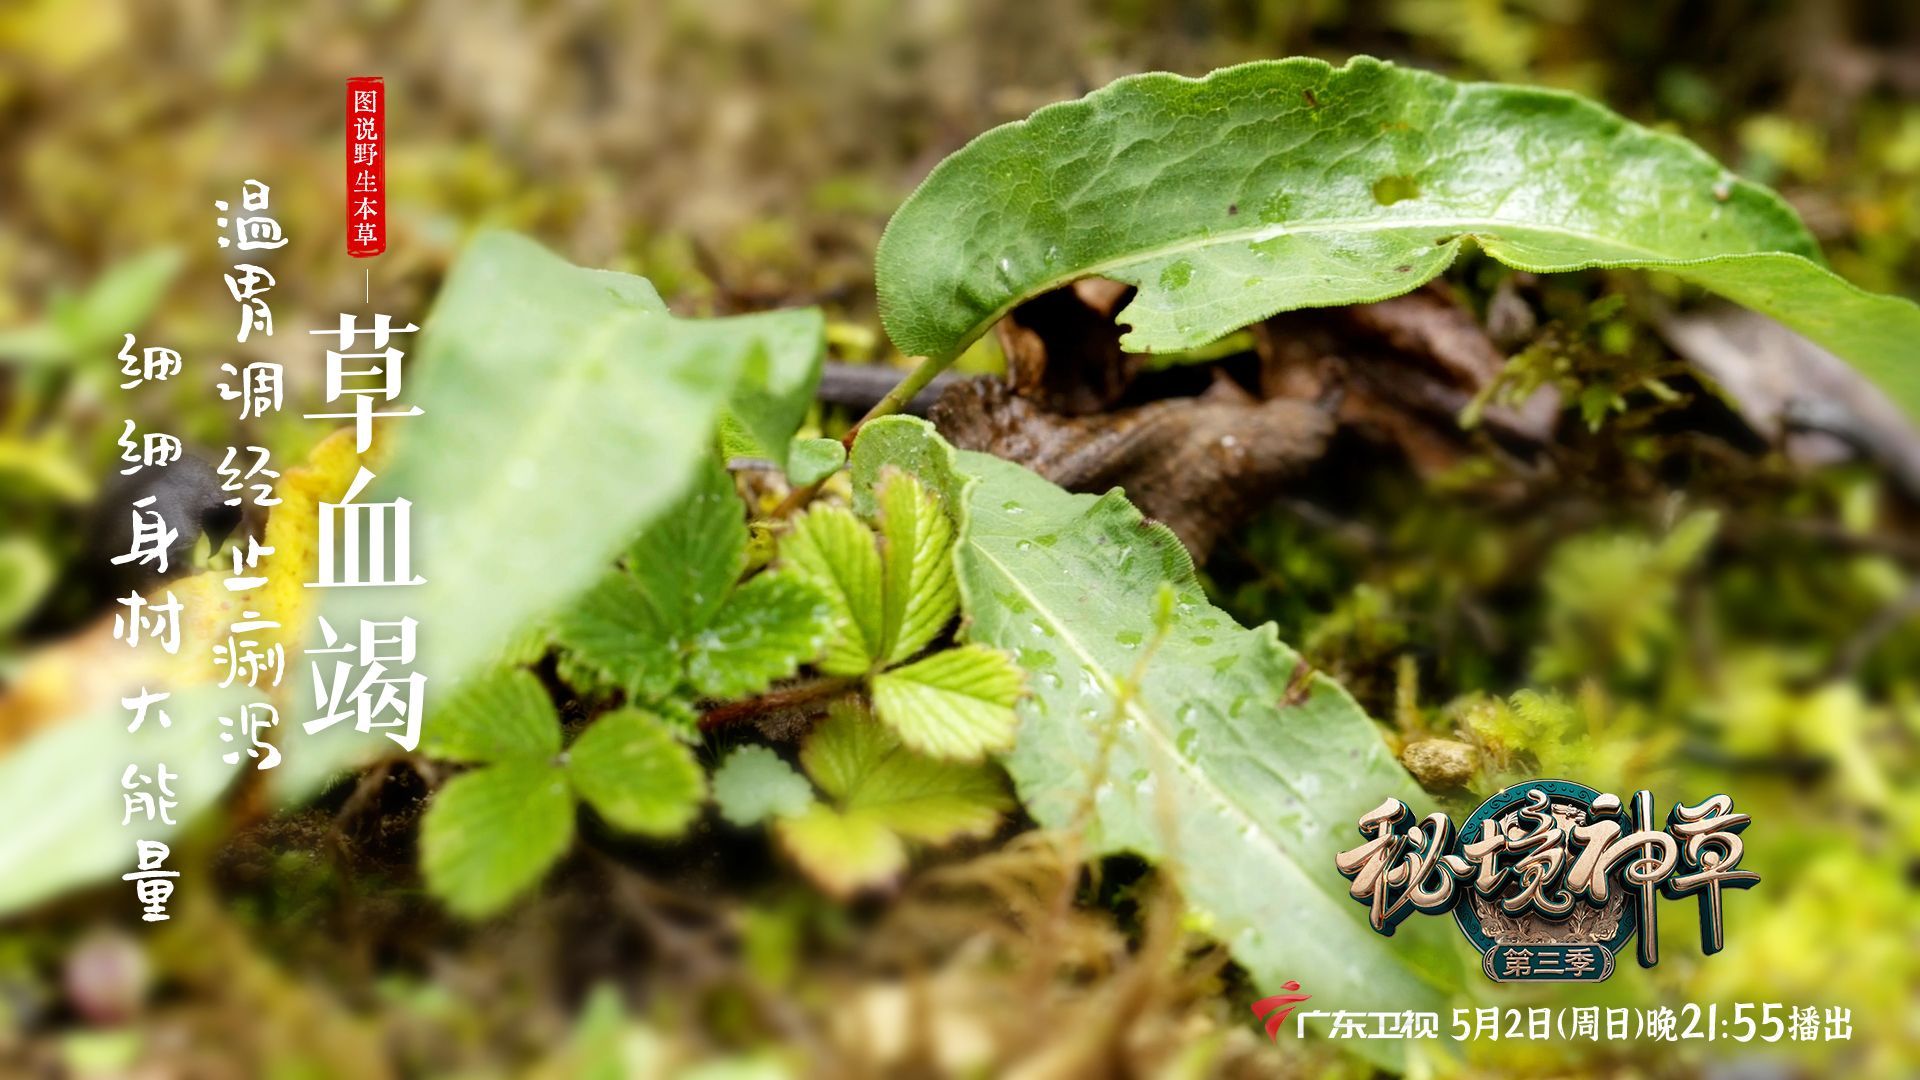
[840, 352, 948, 448]
[698, 675, 858, 730]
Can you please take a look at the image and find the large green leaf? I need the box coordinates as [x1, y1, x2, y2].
[851, 417, 1463, 1033]
[284, 232, 822, 797]
[875, 56, 1920, 417]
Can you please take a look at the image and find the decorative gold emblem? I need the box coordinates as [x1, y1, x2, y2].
[1335, 780, 1758, 982]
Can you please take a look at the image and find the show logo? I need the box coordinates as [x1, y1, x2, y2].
[1335, 781, 1757, 982]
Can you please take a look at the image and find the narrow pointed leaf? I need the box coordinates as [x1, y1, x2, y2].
[869, 645, 1022, 761]
[779, 505, 884, 675]
[851, 417, 1464, 1031]
[685, 573, 833, 699]
[423, 667, 561, 764]
[712, 746, 815, 826]
[875, 469, 960, 665]
[875, 57, 1920, 418]
[421, 760, 574, 918]
[566, 709, 704, 836]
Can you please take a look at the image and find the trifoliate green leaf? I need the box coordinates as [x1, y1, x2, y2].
[711, 746, 815, 826]
[779, 505, 884, 675]
[875, 469, 959, 665]
[840, 749, 1007, 845]
[495, 617, 556, 668]
[685, 573, 832, 699]
[423, 667, 560, 764]
[553, 571, 679, 701]
[801, 703, 1009, 842]
[774, 803, 904, 898]
[554, 648, 618, 701]
[797, 701, 892, 801]
[421, 760, 575, 918]
[648, 696, 704, 743]
[786, 436, 846, 487]
[566, 709, 704, 836]
[555, 462, 831, 704]
[624, 458, 747, 631]
[869, 645, 1023, 760]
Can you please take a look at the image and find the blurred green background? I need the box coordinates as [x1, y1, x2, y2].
[1, 1, 1917, 1077]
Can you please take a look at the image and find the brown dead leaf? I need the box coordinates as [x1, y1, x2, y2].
[1257, 284, 1557, 475]
[1658, 302, 1920, 497]
[995, 277, 1137, 415]
[931, 376, 1332, 560]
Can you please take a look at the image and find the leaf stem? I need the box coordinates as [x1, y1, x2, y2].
[840, 353, 947, 448]
[698, 675, 858, 731]
[767, 350, 959, 520]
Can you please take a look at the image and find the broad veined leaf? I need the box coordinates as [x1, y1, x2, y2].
[774, 803, 905, 899]
[778, 505, 884, 675]
[292, 232, 824, 797]
[874, 470, 960, 665]
[875, 56, 1920, 419]
[851, 417, 1464, 1033]
[803, 703, 1009, 843]
[776, 704, 1007, 895]
[420, 758, 575, 919]
[685, 572, 832, 699]
[422, 667, 560, 765]
[711, 746, 815, 826]
[869, 644, 1023, 761]
[566, 709, 704, 836]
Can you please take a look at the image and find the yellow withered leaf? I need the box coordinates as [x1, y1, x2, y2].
[0, 429, 367, 750]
